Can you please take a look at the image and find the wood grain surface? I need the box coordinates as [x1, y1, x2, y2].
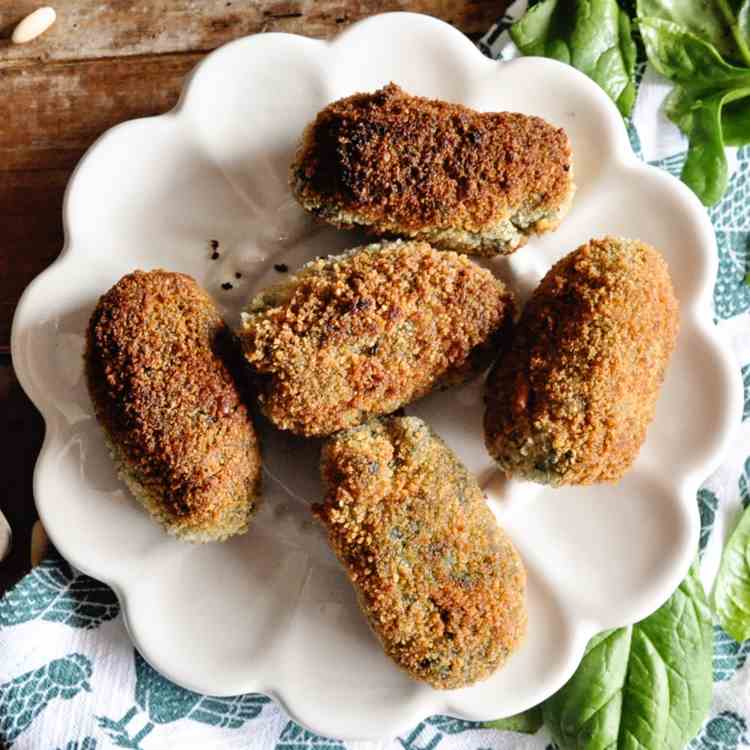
[0, 0, 506, 593]
[1, 0, 501, 62]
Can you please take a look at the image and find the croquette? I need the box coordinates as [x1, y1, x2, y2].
[317, 416, 527, 689]
[291, 83, 575, 256]
[86, 270, 262, 542]
[240, 240, 515, 437]
[484, 237, 679, 485]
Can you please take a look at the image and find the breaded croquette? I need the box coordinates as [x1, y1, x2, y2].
[240, 240, 515, 437]
[317, 416, 526, 689]
[484, 237, 679, 485]
[86, 270, 262, 542]
[291, 83, 575, 256]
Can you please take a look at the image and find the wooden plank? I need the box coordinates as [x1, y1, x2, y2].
[1, 52, 201, 172]
[0, 170, 68, 350]
[0, 0, 503, 64]
[0, 361, 43, 595]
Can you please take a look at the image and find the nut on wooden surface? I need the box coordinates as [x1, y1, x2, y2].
[11, 6, 56, 44]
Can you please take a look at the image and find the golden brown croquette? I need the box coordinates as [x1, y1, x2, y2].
[484, 237, 679, 486]
[86, 270, 261, 542]
[317, 416, 527, 689]
[291, 83, 575, 256]
[240, 240, 515, 437]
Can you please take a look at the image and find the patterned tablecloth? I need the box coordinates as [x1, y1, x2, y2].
[1, 9, 749, 750]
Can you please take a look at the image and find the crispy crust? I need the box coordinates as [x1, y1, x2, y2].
[85, 270, 261, 541]
[317, 417, 527, 689]
[291, 83, 575, 256]
[484, 237, 680, 486]
[240, 240, 515, 437]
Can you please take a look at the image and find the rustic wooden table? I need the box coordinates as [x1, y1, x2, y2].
[0, 0, 504, 595]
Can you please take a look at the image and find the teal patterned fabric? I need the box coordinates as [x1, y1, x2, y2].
[2, 7, 750, 749]
[0, 556, 118, 629]
[713, 626, 750, 682]
[0, 654, 92, 745]
[698, 489, 720, 558]
[275, 722, 346, 750]
[689, 712, 750, 750]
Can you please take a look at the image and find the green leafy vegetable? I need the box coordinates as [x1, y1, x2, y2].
[543, 563, 713, 750]
[484, 706, 543, 734]
[638, 0, 750, 65]
[510, 0, 637, 115]
[725, 0, 750, 65]
[638, 17, 750, 88]
[637, 15, 750, 204]
[714, 504, 750, 642]
[722, 90, 750, 144]
[740, 0, 750, 59]
[676, 90, 732, 204]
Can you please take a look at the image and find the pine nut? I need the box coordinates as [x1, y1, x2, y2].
[12, 7, 57, 45]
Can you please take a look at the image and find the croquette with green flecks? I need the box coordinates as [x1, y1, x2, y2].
[484, 236, 679, 486]
[316, 416, 527, 689]
[291, 83, 575, 256]
[240, 240, 515, 437]
[86, 270, 262, 542]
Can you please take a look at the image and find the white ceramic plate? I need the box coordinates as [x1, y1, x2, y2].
[11, 12, 743, 741]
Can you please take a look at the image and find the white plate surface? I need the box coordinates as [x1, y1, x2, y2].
[11, 12, 743, 741]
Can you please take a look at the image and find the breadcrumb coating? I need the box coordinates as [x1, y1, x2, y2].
[240, 240, 515, 437]
[317, 416, 527, 688]
[291, 83, 575, 256]
[86, 270, 261, 542]
[484, 237, 679, 486]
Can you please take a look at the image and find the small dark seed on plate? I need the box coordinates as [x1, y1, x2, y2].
[211, 251, 220, 260]
[274, 263, 289, 273]
[209, 239, 219, 249]
[235, 272, 242, 279]
[221, 282, 233, 290]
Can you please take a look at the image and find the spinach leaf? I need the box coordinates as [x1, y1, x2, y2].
[543, 563, 713, 750]
[724, 0, 750, 65]
[671, 89, 730, 204]
[638, 17, 750, 88]
[714, 504, 750, 642]
[722, 88, 750, 143]
[484, 706, 543, 733]
[510, 0, 637, 115]
[740, 0, 750, 58]
[638, 17, 750, 203]
[637, 0, 750, 65]
[670, 86, 750, 202]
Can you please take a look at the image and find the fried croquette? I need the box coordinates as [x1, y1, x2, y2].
[240, 240, 515, 437]
[86, 270, 261, 542]
[291, 83, 575, 256]
[316, 416, 527, 688]
[484, 237, 679, 486]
